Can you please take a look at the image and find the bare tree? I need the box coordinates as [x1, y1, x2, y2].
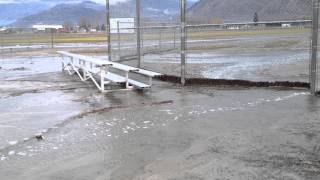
[209, 17, 224, 24]
[253, 12, 259, 23]
[101, 24, 106, 31]
[63, 21, 73, 32]
[79, 17, 91, 32]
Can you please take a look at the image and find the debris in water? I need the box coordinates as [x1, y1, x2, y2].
[105, 122, 113, 127]
[9, 67, 29, 71]
[35, 134, 44, 141]
[8, 151, 15, 156]
[17, 152, 27, 156]
[8, 141, 18, 145]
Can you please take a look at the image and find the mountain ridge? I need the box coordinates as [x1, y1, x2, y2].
[187, 0, 312, 23]
[9, 0, 197, 27]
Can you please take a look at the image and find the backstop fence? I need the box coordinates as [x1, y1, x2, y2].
[107, 0, 318, 93]
[314, 0, 320, 93]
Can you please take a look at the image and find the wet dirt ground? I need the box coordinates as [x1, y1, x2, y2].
[0, 54, 319, 180]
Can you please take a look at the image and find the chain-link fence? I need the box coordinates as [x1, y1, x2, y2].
[108, 0, 314, 89]
[0, 29, 109, 57]
[109, 22, 182, 75]
[316, 0, 320, 93]
[185, 22, 311, 82]
[310, 0, 320, 94]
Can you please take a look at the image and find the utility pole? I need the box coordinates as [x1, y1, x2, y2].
[311, 0, 319, 94]
[105, 0, 112, 61]
[51, 28, 54, 49]
[136, 0, 141, 68]
[180, 0, 187, 85]
[117, 21, 121, 60]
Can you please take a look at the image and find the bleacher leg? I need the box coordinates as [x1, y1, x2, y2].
[125, 72, 129, 89]
[100, 66, 106, 92]
[149, 77, 152, 86]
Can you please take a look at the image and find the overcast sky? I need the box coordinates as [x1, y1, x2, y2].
[0, 0, 199, 5]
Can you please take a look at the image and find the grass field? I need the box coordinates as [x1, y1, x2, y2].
[0, 27, 310, 46]
[186, 27, 310, 39]
[0, 32, 108, 45]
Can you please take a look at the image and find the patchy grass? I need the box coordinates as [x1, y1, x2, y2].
[263, 40, 300, 48]
[187, 28, 310, 39]
[54, 36, 107, 43]
[188, 44, 235, 51]
[0, 27, 310, 45]
[0, 33, 108, 45]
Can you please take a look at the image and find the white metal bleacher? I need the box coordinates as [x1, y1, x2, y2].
[57, 51, 162, 92]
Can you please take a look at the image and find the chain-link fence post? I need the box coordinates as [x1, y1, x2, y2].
[180, 0, 186, 85]
[105, 0, 111, 61]
[50, 28, 54, 49]
[159, 28, 162, 51]
[311, 0, 319, 94]
[141, 27, 144, 56]
[173, 30, 176, 49]
[136, 0, 141, 68]
[117, 21, 121, 60]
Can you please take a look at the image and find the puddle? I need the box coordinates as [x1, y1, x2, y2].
[0, 56, 61, 80]
[0, 91, 84, 150]
[143, 50, 308, 81]
[200, 51, 308, 80]
[0, 56, 87, 150]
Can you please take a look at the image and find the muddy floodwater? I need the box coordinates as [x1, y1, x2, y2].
[143, 50, 309, 82]
[0, 54, 319, 180]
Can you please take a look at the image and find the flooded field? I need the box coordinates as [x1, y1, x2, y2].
[0, 56, 60, 80]
[0, 56, 89, 151]
[0, 32, 319, 179]
[143, 50, 309, 81]
[0, 62, 319, 179]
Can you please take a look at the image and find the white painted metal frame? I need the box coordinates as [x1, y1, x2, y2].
[58, 51, 112, 92]
[57, 51, 162, 93]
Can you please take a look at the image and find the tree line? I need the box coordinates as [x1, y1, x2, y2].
[63, 17, 106, 32]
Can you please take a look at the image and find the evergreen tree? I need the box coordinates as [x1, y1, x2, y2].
[253, 12, 259, 23]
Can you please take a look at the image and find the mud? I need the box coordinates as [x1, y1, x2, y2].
[156, 74, 310, 88]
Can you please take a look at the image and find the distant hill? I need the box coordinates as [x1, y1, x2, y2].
[12, 0, 198, 28]
[0, 3, 51, 26]
[12, 1, 104, 27]
[187, 0, 312, 23]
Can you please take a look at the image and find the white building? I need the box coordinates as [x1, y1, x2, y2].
[281, 23, 291, 28]
[110, 18, 135, 34]
[0, 27, 7, 32]
[33, 25, 63, 31]
[90, 28, 97, 32]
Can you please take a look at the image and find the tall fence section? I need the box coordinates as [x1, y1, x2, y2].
[107, 0, 318, 93]
[313, 0, 320, 93]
